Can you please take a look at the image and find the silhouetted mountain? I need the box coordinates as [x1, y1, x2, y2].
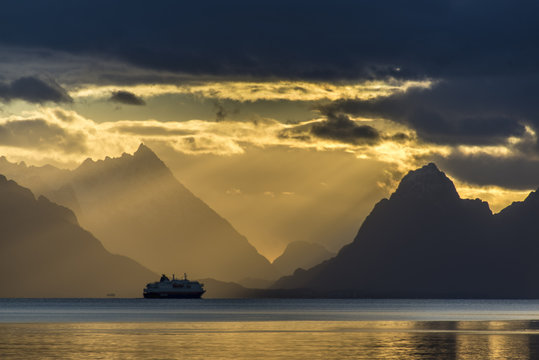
[490, 190, 539, 292]
[200, 278, 255, 298]
[273, 163, 539, 298]
[0, 175, 156, 297]
[70, 144, 278, 281]
[200, 278, 339, 298]
[236, 277, 275, 289]
[0, 156, 78, 206]
[0, 145, 278, 282]
[272, 241, 335, 276]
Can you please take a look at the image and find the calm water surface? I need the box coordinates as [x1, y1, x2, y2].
[2, 299, 539, 359]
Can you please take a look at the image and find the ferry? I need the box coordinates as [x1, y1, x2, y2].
[143, 273, 205, 298]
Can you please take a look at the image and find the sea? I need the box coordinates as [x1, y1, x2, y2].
[2, 299, 539, 359]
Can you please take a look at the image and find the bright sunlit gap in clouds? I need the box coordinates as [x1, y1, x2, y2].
[70, 79, 433, 102]
[454, 182, 531, 214]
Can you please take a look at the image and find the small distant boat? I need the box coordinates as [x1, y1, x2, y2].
[143, 273, 205, 299]
[106, 293, 116, 297]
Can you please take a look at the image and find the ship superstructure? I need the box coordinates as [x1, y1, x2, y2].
[143, 273, 205, 298]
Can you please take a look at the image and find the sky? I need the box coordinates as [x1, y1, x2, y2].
[1, 1, 538, 258]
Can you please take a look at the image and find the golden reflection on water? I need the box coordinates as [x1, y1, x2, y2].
[0, 321, 537, 360]
[453, 321, 530, 360]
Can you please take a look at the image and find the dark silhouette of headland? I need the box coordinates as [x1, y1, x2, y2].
[273, 163, 539, 298]
[0, 175, 156, 297]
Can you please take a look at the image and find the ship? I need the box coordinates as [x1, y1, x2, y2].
[143, 273, 206, 298]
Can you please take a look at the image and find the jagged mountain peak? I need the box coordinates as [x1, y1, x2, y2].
[496, 189, 539, 218]
[134, 143, 154, 156]
[62, 144, 278, 281]
[390, 162, 459, 202]
[132, 143, 166, 168]
[79, 157, 94, 168]
[75, 144, 167, 176]
[521, 189, 539, 205]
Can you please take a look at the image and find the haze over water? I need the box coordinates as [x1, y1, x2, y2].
[3, 299, 539, 359]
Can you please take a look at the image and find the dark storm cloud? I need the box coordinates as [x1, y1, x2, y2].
[0, 77, 72, 104]
[433, 153, 539, 190]
[1, 2, 537, 143]
[391, 133, 410, 142]
[1, 1, 539, 80]
[3, 1, 539, 156]
[0, 119, 85, 153]
[109, 91, 145, 105]
[310, 113, 380, 144]
[319, 78, 532, 146]
[280, 113, 380, 145]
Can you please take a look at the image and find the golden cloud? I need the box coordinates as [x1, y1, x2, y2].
[0, 106, 529, 193]
[70, 79, 432, 102]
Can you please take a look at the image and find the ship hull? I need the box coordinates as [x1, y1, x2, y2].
[143, 291, 204, 299]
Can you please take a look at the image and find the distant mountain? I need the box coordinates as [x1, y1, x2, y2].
[200, 278, 255, 298]
[200, 278, 337, 298]
[0, 156, 79, 210]
[272, 241, 335, 275]
[0, 175, 156, 297]
[0, 145, 278, 282]
[70, 144, 278, 281]
[273, 163, 539, 298]
[236, 277, 275, 289]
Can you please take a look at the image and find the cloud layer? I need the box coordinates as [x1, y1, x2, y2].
[0, 77, 72, 103]
[319, 78, 533, 147]
[1, 1, 538, 80]
[280, 114, 382, 145]
[0, 118, 85, 152]
[109, 91, 146, 105]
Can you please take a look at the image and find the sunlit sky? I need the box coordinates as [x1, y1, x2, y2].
[1, 1, 539, 258]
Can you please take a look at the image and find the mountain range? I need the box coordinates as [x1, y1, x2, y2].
[0, 144, 278, 282]
[272, 241, 334, 276]
[0, 175, 156, 297]
[6, 154, 539, 299]
[273, 163, 539, 298]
